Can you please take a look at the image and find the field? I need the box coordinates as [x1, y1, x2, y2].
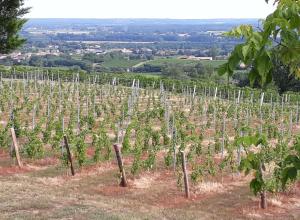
[146, 57, 227, 68]
[2, 164, 300, 219]
[0, 74, 300, 219]
[100, 57, 146, 69]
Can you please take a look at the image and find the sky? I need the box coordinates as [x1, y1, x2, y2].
[25, 0, 276, 19]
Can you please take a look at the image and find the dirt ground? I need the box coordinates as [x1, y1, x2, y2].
[1, 153, 300, 220]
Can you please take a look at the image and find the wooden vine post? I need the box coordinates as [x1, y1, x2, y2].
[10, 128, 22, 168]
[260, 191, 267, 209]
[63, 135, 75, 176]
[113, 144, 128, 187]
[181, 151, 190, 199]
[259, 162, 267, 209]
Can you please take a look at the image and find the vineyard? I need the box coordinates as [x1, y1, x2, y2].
[1, 72, 300, 219]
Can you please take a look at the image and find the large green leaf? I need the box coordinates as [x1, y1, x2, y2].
[242, 44, 251, 60]
[220, 0, 300, 87]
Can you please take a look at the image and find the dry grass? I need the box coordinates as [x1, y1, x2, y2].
[132, 172, 159, 189]
[269, 198, 283, 207]
[194, 181, 225, 194]
[0, 164, 299, 220]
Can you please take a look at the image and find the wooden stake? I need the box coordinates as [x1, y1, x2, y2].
[260, 191, 267, 209]
[259, 162, 267, 209]
[181, 151, 190, 199]
[222, 115, 226, 159]
[10, 128, 22, 168]
[113, 144, 127, 187]
[63, 135, 75, 176]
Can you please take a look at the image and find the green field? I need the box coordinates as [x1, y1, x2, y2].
[101, 57, 146, 69]
[146, 57, 227, 68]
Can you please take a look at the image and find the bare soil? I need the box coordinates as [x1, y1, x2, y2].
[0, 154, 300, 220]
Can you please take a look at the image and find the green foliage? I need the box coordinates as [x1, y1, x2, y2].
[135, 57, 225, 80]
[42, 119, 53, 144]
[190, 143, 217, 183]
[93, 125, 111, 162]
[61, 149, 69, 167]
[280, 136, 300, 187]
[237, 134, 298, 196]
[2, 67, 300, 210]
[51, 117, 64, 150]
[24, 130, 44, 158]
[85, 113, 96, 130]
[272, 58, 300, 93]
[122, 128, 131, 153]
[164, 151, 173, 167]
[0, 126, 9, 149]
[219, 0, 300, 86]
[0, 0, 30, 54]
[131, 128, 144, 175]
[29, 55, 93, 72]
[191, 164, 204, 183]
[238, 135, 269, 195]
[8, 108, 22, 138]
[75, 131, 87, 167]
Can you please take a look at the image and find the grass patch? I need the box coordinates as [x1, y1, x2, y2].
[101, 57, 146, 69]
[147, 57, 226, 68]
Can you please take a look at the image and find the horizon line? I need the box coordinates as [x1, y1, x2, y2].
[25, 17, 263, 20]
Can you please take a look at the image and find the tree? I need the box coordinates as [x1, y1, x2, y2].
[207, 46, 218, 59]
[232, 59, 300, 92]
[195, 63, 206, 76]
[0, 0, 30, 54]
[161, 64, 187, 79]
[272, 57, 300, 93]
[29, 55, 43, 67]
[219, 0, 300, 87]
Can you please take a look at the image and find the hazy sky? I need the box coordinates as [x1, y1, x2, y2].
[25, 0, 276, 19]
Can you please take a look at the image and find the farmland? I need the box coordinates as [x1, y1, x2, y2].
[146, 57, 226, 68]
[0, 73, 300, 219]
[100, 56, 146, 69]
